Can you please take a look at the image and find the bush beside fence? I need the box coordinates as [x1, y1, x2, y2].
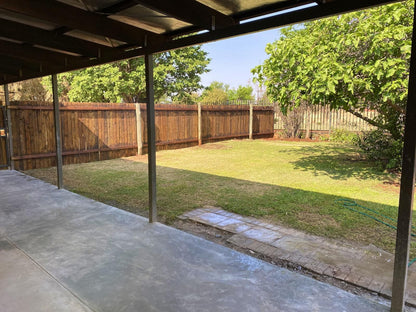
[274, 104, 376, 137]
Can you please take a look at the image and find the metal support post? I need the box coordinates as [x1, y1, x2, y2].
[391, 3, 416, 310]
[145, 54, 157, 223]
[249, 103, 253, 139]
[4, 84, 13, 170]
[52, 74, 63, 189]
[198, 103, 202, 145]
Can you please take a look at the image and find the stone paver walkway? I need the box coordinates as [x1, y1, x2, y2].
[180, 206, 416, 306]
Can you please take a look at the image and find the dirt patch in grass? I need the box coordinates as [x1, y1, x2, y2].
[263, 137, 316, 142]
[376, 182, 401, 195]
[297, 212, 341, 228]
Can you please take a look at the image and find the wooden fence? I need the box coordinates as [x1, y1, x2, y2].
[274, 104, 376, 134]
[4, 101, 274, 170]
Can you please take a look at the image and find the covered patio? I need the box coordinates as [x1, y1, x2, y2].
[0, 0, 415, 311]
[0, 170, 388, 311]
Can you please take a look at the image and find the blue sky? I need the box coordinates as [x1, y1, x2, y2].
[200, 28, 282, 90]
[198, 3, 317, 90]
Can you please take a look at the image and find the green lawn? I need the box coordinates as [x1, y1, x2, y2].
[25, 139, 410, 255]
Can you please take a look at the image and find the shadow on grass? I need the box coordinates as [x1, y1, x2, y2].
[23, 156, 403, 254]
[280, 145, 387, 181]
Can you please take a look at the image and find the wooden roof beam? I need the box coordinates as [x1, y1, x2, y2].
[0, 18, 120, 58]
[0, 39, 85, 67]
[0, 0, 165, 46]
[0, 65, 41, 79]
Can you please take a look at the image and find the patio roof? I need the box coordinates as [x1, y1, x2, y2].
[1, 1, 415, 311]
[0, 0, 401, 84]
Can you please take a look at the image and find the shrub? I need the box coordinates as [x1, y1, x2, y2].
[356, 129, 403, 171]
[275, 103, 307, 138]
[329, 129, 358, 144]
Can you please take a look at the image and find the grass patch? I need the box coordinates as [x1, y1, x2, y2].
[25, 139, 411, 256]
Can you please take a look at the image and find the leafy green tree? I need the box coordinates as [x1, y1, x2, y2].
[200, 81, 229, 103]
[228, 85, 254, 101]
[200, 82, 254, 103]
[44, 46, 210, 103]
[9, 78, 51, 101]
[252, 0, 413, 141]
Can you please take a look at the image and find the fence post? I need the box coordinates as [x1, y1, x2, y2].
[135, 103, 143, 155]
[198, 102, 202, 145]
[249, 103, 253, 139]
[4, 84, 13, 170]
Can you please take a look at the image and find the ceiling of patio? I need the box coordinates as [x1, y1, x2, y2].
[0, 0, 401, 84]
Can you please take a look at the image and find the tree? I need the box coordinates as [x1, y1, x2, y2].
[7, 78, 51, 101]
[228, 85, 254, 101]
[200, 81, 229, 103]
[44, 46, 210, 103]
[200, 82, 254, 103]
[252, 0, 413, 141]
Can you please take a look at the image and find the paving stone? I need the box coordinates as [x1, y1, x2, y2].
[182, 207, 416, 305]
[287, 253, 304, 264]
[245, 218, 263, 226]
[306, 261, 329, 275]
[356, 275, 374, 290]
[222, 223, 252, 234]
[227, 234, 253, 249]
[217, 211, 237, 218]
[246, 240, 268, 253]
[345, 272, 363, 285]
[241, 227, 282, 244]
[262, 245, 279, 257]
[205, 206, 223, 213]
[369, 279, 385, 293]
[216, 217, 244, 227]
[296, 256, 313, 267]
[380, 283, 392, 297]
[332, 265, 352, 281]
[193, 212, 230, 225]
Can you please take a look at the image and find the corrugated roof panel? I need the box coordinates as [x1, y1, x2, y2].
[196, 0, 288, 15]
[57, 0, 122, 11]
[110, 5, 191, 34]
[0, 9, 58, 30]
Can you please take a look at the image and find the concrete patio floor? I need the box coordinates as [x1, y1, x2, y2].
[0, 170, 390, 312]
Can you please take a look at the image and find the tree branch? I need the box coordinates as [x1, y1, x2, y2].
[345, 108, 385, 129]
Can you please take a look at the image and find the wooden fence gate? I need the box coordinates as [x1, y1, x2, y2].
[0, 105, 8, 169]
